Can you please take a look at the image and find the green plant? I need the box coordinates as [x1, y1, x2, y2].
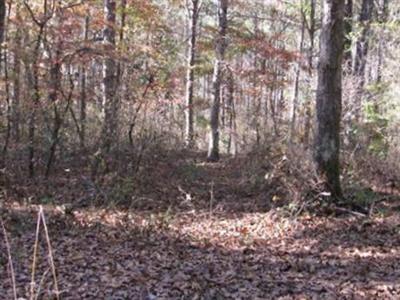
[363, 102, 389, 158]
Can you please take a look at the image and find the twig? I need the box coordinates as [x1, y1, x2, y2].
[334, 206, 367, 218]
[292, 191, 320, 219]
[368, 199, 376, 218]
[0, 217, 17, 300]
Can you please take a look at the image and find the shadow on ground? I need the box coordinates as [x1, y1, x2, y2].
[1, 204, 400, 299]
[5, 149, 276, 215]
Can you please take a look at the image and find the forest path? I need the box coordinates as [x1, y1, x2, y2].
[114, 150, 273, 214]
[1, 151, 400, 299]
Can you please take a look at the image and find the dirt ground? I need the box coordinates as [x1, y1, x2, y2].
[1, 151, 400, 299]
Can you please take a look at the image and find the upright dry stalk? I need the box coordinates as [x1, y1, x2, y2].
[30, 208, 42, 300]
[39, 207, 60, 300]
[30, 206, 59, 300]
[1, 217, 17, 300]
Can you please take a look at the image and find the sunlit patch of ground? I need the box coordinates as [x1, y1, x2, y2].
[1, 150, 400, 298]
[1, 202, 400, 299]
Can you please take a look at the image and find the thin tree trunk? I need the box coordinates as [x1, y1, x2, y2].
[303, 0, 315, 147]
[376, 0, 389, 85]
[314, 0, 345, 200]
[116, 0, 126, 84]
[12, 3, 22, 142]
[79, 14, 90, 149]
[276, 88, 284, 137]
[289, 6, 305, 143]
[221, 80, 226, 128]
[2, 1, 11, 159]
[185, 0, 200, 148]
[269, 71, 279, 137]
[352, 0, 374, 121]
[23, 0, 51, 177]
[92, 0, 118, 178]
[102, 0, 118, 152]
[0, 0, 5, 46]
[252, 15, 261, 146]
[28, 25, 45, 178]
[45, 24, 63, 178]
[202, 75, 207, 100]
[207, 0, 228, 162]
[226, 70, 236, 155]
[0, 0, 6, 165]
[343, 0, 353, 69]
[46, 69, 74, 178]
[3, 33, 10, 158]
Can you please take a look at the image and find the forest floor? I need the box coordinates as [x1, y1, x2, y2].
[1, 150, 400, 299]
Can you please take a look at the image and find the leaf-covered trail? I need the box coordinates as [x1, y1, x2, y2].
[1, 152, 400, 299]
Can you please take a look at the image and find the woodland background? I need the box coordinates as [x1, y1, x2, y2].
[0, 0, 400, 299]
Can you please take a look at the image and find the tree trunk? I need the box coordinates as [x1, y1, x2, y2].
[314, 0, 345, 200]
[0, 0, 6, 163]
[79, 14, 90, 149]
[343, 0, 353, 69]
[28, 26, 45, 178]
[376, 0, 389, 85]
[117, 0, 126, 85]
[2, 1, 11, 160]
[184, 0, 200, 148]
[352, 0, 374, 121]
[207, 0, 228, 162]
[91, 0, 118, 177]
[0, 0, 5, 46]
[101, 0, 118, 154]
[226, 70, 236, 156]
[289, 6, 305, 143]
[12, 3, 21, 142]
[303, 0, 315, 147]
[45, 28, 63, 178]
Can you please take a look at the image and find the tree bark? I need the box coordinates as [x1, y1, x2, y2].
[23, 0, 52, 177]
[303, 0, 316, 147]
[28, 25, 45, 178]
[0, 0, 6, 162]
[45, 15, 63, 178]
[11, 3, 21, 142]
[184, 0, 201, 148]
[343, 0, 353, 68]
[0, 0, 5, 46]
[101, 0, 118, 154]
[207, 0, 228, 162]
[91, 0, 118, 177]
[352, 0, 374, 121]
[226, 70, 236, 156]
[79, 14, 90, 149]
[353, 0, 373, 76]
[376, 0, 389, 85]
[289, 5, 305, 143]
[2, 1, 11, 159]
[314, 0, 345, 200]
